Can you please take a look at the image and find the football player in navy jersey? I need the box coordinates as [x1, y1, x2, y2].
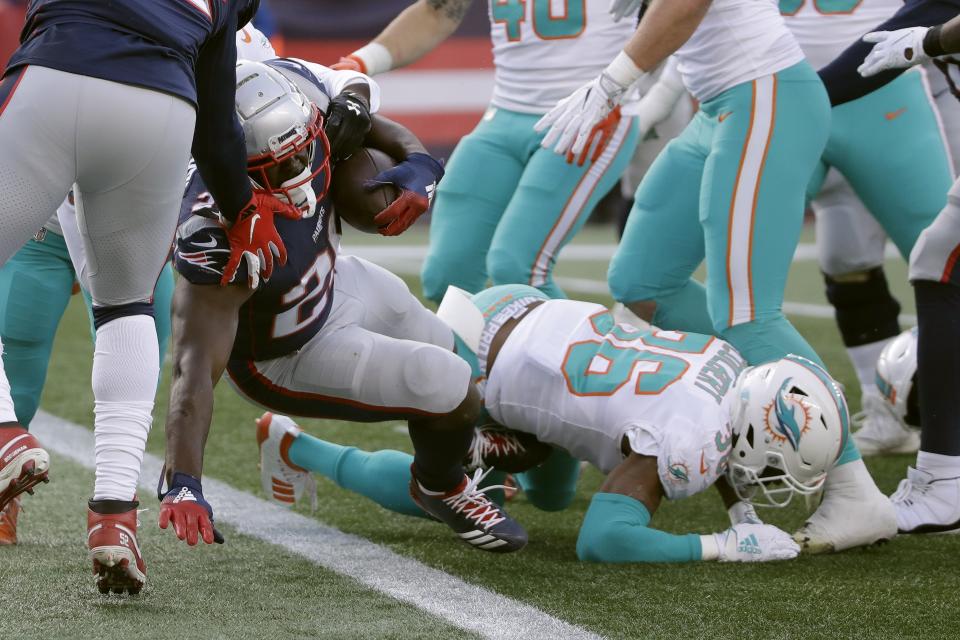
[158, 59, 527, 555]
[0, 2, 300, 594]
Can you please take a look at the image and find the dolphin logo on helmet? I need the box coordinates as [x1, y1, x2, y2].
[773, 379, 803, 451]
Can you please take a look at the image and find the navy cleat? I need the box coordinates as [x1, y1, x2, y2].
[410, 467, 528, 553]
[464, 427, 552, 474]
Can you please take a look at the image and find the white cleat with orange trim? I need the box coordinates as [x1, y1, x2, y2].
[256, 413, 316, 508]
[0, 425, 50, 510]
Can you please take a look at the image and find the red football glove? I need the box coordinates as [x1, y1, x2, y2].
[565, 106, 623, 167]
[331, 55, 364, 73]
[220, 192, 300, 288]
[158, 473, 224, 546]
[367, 153, 444, 237]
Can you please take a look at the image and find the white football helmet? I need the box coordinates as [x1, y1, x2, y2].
[875, 328, 920, 427]
[234, 60, 330, 217]
[727, 355, 847, 508]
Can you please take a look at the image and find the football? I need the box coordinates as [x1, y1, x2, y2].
[330, 147, 400, 234]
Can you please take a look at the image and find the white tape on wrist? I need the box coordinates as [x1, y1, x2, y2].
[699, 534, 721, 561]
[351, 42, 394, 76]
[604, 51, 646, 89]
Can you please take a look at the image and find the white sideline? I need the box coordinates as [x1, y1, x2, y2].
[30, 411, 603, 640]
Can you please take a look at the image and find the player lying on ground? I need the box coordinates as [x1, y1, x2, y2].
[158, 60, 526, 554]
[254, 284, 863, 563]
[855, 13, 960, 534]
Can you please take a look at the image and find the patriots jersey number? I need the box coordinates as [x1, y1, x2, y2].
[272, 251, 334, 339]
[492, 0, 586, 42]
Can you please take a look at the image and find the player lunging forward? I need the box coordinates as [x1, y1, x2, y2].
[257, 284, 857, 563]
[159, 60, 526, 553]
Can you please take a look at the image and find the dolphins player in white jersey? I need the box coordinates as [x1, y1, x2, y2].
[333, 0, 640, 303]
[534, 0, 897, 554]
[256, 285, 865, 563]
[782, 0, 954, 458]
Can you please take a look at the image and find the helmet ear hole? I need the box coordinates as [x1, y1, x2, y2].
[789, 386, 807, 396]
[746, 424, 755, 449]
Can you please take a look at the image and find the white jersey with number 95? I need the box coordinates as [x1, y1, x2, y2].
[485, 300, 747, 499]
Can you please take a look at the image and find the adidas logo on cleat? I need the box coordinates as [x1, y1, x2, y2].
[459, 529, 509, 550]
[737, 533, 762, 555]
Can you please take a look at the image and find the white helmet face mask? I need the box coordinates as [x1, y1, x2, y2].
[726, 355, 847, 508]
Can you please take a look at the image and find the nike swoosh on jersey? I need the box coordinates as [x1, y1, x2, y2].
[885, 107, 907, 121]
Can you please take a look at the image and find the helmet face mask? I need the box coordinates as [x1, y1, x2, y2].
[236, 61, 332, 217]
[725, 356, 846, 508]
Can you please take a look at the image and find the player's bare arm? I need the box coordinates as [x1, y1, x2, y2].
[623, 0, 712, 73]
[164, 280, 253, 481]
[158, 279, 252, 545]
[365, 114, 430, 160]
[338, 0, 474, 74]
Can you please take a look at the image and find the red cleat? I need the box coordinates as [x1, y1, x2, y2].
[0, 497, 19, 545]
[87, 501, 146, 595]
[0, 426, 50, 510]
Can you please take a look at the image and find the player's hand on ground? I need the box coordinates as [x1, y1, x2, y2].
[331, 56, 364, 72]
[858, 28, 930, 77]
[712, 523, 799, 562]
[221, 192, 300, 288]
[565, 107, 622, 167]
[325, 92, 372, 163]
[159, 472, 225, 546]
[535, 73, 630, 158]
[366, 153, 444, 236]
[609, 0, 643, 22]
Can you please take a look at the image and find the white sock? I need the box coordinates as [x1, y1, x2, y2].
[92, 315, 158, 502]
[847, 339, 894, 396]
[827, 458, 879, 493]
[0, 336, 19, 424]
[916, 450, 960, 480]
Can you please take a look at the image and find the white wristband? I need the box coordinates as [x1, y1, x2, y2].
[604, 51, 646, 89]
[699, 534, 720, 561]
[350, 42, 394, 76]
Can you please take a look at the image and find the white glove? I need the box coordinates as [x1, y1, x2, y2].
[701, 523, 800, 562]
[727, 500, 763, 526]
[609, 0, 643, 22]
[858, 27, 931, 77]
[535, 52, 645, 157]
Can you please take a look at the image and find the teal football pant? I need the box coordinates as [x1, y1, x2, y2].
[421, 107, 639, 302]
[809, 68, 952, 267]
[609, 62, 830, 368]
[0, 231, 173, 426]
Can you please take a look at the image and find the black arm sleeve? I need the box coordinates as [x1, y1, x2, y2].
[819, 0, 960, 106]
[191, 12, 252, 223]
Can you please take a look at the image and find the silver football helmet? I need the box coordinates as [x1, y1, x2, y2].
[727, 355, 847, 507]
[234, 60, 330, 217]
[875, 328, 920, 426]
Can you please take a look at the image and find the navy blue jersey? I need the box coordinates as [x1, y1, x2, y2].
[820, 0, 960, 106]
[174, 159, 337, 362]
[6, 0, 259, 220]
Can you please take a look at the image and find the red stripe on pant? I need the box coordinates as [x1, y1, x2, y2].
[0, 67, 26, 120]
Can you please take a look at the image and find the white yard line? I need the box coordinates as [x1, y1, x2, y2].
[30, 411, 603, 640]
[342, 245, 918, 325]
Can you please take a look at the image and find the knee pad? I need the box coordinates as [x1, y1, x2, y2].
[92, 301, 155, 330]
[824, 268, 901, 347]
[401, 346, 471, 414]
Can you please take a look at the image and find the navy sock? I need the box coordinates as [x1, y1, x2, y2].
[915, 281, 960, 455]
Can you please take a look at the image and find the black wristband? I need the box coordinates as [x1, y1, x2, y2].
[924, 25, 946, 58]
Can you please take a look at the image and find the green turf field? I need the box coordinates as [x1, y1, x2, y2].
[3, 223, 956, 640]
